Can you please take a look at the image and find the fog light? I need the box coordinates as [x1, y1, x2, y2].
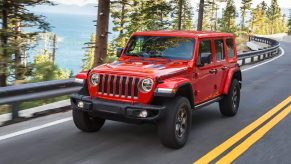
[77, 101, 84, 108]
[138, 110, 148, 118]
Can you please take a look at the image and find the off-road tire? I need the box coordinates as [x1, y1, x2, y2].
[158, 96, 192, 149]
[73, 109, 105, 132]
[219, 79, 240, 117]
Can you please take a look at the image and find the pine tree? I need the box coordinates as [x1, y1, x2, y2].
[220, 0, 237, 33]
[240, 0, 252, 31]
[142, 0, 172, 31]
[111, 0, 134, 48]
[250, 2, 269, 34]
[82, 34, 95, 70]
[170, 0, 193, 30]
[288, 9, 291, 34]
[203, 0, 219, 31]
[267, 0, 283, 34]
[0, 0, 54, 86]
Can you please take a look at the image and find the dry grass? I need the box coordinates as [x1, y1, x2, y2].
[236, 34, 250, 53]
[0, 105, 10, 115]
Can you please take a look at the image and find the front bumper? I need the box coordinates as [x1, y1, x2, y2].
[70, 93, 166, 123]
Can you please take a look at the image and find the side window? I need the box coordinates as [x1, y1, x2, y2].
[214, 40, 225, 61]
[198, 40, 212, 66]
[226, 38, 235, 58]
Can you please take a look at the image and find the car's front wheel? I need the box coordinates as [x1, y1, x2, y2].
[73, 109, 105, 132]
[158, 96, 192, 149]
[219, 79, 240, 116]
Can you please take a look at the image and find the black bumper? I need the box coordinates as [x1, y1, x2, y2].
[70, 93, 166, 123]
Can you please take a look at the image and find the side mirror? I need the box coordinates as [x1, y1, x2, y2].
[116, 48, 123, 57]
[197, 53, 212, 67]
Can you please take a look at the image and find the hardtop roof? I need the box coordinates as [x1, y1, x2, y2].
[132, 30, 234, 38]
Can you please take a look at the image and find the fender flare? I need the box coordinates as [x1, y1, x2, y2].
[154, 78, 194, 108]
[222, 68, 242, 94]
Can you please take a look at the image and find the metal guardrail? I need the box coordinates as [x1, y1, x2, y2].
[237, 36, 280, 65]
[0, 79, 82, 119]
[0, 35, 281, 120]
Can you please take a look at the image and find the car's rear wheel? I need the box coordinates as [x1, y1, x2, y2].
[219, 79, 240, 116]
[73, 109, 105, 132]
[158, 96, 192, 149]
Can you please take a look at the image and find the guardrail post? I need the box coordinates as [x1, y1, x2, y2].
[258, 55, 261, 61]
[251, 56, 254, 63]
[263, 54, 266, 60]
[11, 102, 20, 119]
[242, 59, 245, 65]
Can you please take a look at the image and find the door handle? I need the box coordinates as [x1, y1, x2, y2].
[221, 66, 228, 71]
[209, 69, 217, 74]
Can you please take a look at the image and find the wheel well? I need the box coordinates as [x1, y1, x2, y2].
[175, 83, 194, 109]
[233, 71, 242, 88]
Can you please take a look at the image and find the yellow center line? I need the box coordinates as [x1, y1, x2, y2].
[217, 105, 291, 163]
[194, 96, 291, 164]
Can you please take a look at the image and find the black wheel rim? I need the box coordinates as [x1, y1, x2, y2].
[232, 86, 238, 110]
[175, 106, 187, 138]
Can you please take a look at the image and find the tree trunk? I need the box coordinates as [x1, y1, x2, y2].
[14, 11, 23, 84]
[177, 0, 183, 30]
[93, 0, 110, 67]
[0, 0, 8, 87]
[52, 34, 57, 63]
[241, 10, 245, 30]
[197, 0, 205, 31]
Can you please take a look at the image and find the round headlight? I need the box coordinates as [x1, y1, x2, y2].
[140, 78, 154, 93]
[90, 74, 99, 86]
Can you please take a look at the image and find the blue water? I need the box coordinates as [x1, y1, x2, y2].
[29, 13, 114, 75]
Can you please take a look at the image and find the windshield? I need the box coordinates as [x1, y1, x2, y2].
[124, 36, 195, 60]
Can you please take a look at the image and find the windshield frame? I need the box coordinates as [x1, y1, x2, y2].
[123, 35, 196, 60]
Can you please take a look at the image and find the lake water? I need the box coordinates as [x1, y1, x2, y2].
[30, 13, 114, 75]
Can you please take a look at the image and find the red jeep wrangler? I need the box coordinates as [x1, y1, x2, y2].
[71, 31, 242, 149]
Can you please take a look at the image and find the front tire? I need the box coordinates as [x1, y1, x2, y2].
[219, 79, 240, 116]
[73, 109, 105, 132]
[158, 96, 192, 149]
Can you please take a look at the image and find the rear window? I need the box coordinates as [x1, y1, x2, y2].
[226, 38, 235, 58]
[214, 40, 224, 61]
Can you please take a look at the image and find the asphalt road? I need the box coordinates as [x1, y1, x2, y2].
[0, 38, 290, 164]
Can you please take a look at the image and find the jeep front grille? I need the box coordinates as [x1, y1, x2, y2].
[97, 74, 140, 99]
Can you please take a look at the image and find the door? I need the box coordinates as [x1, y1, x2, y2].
[213, 39, 229, 96]
[193, 39, 217, 104]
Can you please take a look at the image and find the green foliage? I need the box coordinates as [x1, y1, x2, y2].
[82, 34, 117, 70]
[170, 0, 193, 30]
[111, 0, 134, 48]
[82, 34, 95, 70]
[288, 9, 291, 34]
[30, 54, 70, 82]
[142, 0, 172, 31]
[203, 0, 219, 31]
[0, 0, 55, 86]
[266, 0, 287, 34]
[220, 0, 237, 33]
[240, 0, 252, 31]
[249, 1, 287, 35]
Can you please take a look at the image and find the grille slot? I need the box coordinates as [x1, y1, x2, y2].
[97, 74, 140, 99]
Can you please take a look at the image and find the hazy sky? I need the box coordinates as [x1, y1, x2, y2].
[51, 0, 291, 8]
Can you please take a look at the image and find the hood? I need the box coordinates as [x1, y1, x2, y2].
[92, 59, 190, 77]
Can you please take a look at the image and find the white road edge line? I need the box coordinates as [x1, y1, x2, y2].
[0, 47, 286, 142]
[0, 117, 72, 141]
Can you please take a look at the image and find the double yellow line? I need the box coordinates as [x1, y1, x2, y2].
[194, 96, 291, 164]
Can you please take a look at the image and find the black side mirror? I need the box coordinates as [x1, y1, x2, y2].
[197, 52, 212, 67]
[116, 48, 123, 57]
